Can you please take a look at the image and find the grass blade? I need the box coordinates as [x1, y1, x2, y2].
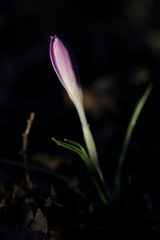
[114, 83, 154, 209]
[52, 137, 109, 205]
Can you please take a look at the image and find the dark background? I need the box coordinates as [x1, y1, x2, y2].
[0, 0, 160, 186]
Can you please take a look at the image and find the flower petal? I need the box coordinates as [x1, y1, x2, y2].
[49, 35, 82, 104]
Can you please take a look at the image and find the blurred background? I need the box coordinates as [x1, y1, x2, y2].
[0, 0, 160, 188]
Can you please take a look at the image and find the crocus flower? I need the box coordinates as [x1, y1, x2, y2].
[49, 35, 104, 182]
[50, 36, 82, 106]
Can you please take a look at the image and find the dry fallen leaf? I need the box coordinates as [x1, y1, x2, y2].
[31, 208, 48, 234]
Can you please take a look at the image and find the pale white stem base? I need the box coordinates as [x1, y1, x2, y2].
[75, 102, 104, 182]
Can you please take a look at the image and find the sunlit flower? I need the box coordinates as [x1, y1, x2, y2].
[49, 35, 103, 182]
[49, 36, 82, 106]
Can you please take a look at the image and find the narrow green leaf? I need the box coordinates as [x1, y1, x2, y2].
[52, 137, 109, 205]
[52, 137, 92, 168]
[114, 83, 154, 209]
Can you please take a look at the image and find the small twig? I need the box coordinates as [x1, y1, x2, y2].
[22, 112, 35, 153]
[20, 112, 35, 189]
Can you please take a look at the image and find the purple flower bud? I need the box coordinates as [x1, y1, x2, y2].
[49, 36, 82, 105]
